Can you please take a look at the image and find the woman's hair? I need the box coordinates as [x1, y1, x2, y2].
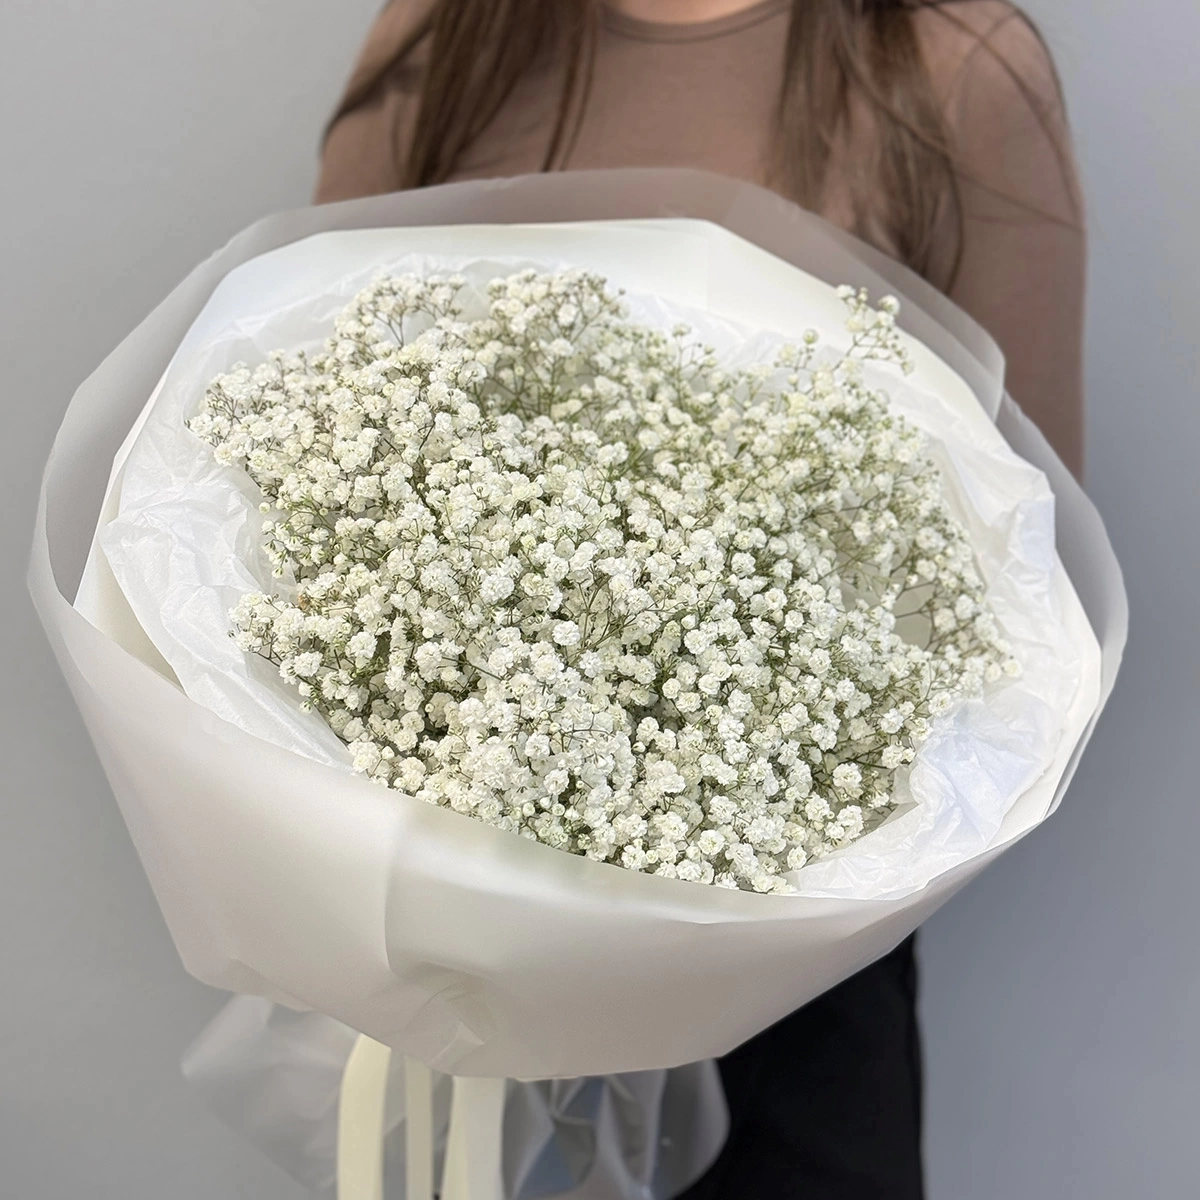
[331, 0, 1071, 282]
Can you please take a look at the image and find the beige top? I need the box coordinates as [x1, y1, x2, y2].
[317, 0, 1085, 475]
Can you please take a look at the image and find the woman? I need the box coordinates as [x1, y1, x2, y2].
[316, 2, 1085, 1196]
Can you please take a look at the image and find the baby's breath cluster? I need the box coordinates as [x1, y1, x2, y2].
[190, 269, 1017, 893]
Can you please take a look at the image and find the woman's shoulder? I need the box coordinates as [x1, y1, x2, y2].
[337, 0, 437, 112]
[318, 1, 437, 202]
[914, 1, 1081, 224]
[913, 1, 1064, 110]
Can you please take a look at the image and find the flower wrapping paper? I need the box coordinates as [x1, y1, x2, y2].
[30, 173, 1125, 1090]
[181, 994, 726, 1198]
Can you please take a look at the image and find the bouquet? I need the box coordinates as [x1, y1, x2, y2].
[30, 170, 1125, 1199]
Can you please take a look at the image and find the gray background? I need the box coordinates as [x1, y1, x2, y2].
[1, 1, 1194, 1197]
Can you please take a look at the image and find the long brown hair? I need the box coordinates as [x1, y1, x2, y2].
[331, 0, 1072, 283]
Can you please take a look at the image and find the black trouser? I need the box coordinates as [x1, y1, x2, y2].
[676, 934, 924, 1199]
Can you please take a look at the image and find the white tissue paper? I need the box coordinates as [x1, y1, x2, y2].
[97, 230, 1093, 903]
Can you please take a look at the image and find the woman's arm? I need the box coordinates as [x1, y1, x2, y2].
[928, 4, 1087, 478]
[315, 0, 432, 203]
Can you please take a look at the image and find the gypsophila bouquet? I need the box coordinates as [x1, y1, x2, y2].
[42, 189, 1116, 1126]
[188, 269, 1018, 893]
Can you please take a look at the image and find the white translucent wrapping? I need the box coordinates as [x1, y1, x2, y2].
[182, 995, 726, 1198]
[30, 172, 1125, 1101]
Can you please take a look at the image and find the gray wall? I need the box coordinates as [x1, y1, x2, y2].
[0, 2, 1194, 1198]
[919, 3, 1200, 1197]
[1, 2, 378, 1197]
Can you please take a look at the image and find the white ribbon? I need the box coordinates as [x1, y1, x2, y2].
[404, 1057, 436, 1200]
[338, 1036, 506, 1200]
[441, 1076, 508, 1200]
[338, 1036, 393, 1200]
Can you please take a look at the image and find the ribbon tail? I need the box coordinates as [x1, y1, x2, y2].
[441, 1075, 507, 1200]
[337, 1035, 393, 1200]
[405, 1057, 436, 1200]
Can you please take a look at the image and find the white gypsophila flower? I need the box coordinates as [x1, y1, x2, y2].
[191, 268, 1018, 894]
